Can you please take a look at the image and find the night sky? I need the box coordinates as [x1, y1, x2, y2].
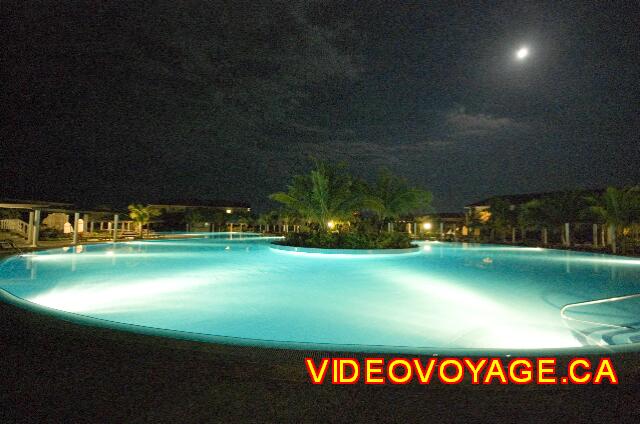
[3, 1, 639, 212]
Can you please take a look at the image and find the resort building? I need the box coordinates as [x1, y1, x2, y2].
[148, 200, 252, 232]
[462, 188, 616, 247]
[148, 200, 251, 215]
[398, 213, 465, 238]
[0, 199, 132, 246]
[464, 189, 604, 222]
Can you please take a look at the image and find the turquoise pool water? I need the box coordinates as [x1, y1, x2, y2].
[1, 233, 639, 353]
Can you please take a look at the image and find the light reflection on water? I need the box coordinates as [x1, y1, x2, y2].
[1, 236, 639, 351]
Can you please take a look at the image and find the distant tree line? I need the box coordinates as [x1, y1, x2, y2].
[469, 187, 640, 254]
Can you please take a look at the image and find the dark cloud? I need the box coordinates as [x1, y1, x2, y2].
[446, 109, 525, 137]
[2, 0, 639, 212]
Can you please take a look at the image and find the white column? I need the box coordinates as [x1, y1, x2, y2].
[27, 211, 34, 244]
[564, 223, 570, 247]
[113, 214, 119, 242]
[592, 224, 598, 248]
[72, 212, 80, 245]
[31, 209, 41, 247]
[608, 224, 617, 254]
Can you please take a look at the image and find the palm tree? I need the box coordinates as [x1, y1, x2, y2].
[184, 208, 205, 231]
[278, 208, 298, 233]
[128, 204, 160, 237]
[538, 191, 587, 247]
[518, 199, 548, 244]
[362, 169, 432, 232]
[256, 213, 270, 232]
[586, 186, 640, 254]
[269, 161, 360, 231]
[465, 208, 486, 241]
[485, 197, 515, 242]
[236, 216, 249, 232]
[266, 210, 281, 232]
[211, 210, 227, 232]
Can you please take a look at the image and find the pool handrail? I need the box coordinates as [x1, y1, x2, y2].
[560, 293, 640, 329]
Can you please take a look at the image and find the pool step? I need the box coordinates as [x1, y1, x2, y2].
[581, 325, 640, 346]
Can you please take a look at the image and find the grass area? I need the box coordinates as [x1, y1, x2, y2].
[1, 301, 639, 422]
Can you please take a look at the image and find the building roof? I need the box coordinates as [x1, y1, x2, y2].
[0, 198, 127, 214]
[427, 212, 465, 219]
[149, 200, 251, 209]
[0, 198, 74, 210]
[465, 188, 605, 208]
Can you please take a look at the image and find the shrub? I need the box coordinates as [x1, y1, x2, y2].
[277, 230, 413, 249]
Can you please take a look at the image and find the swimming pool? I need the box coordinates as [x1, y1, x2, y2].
[1, 233, 639, 354]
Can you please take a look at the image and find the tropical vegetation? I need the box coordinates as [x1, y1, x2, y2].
[477, 186, 640, 255]
[269, 160, 432, 249]
[127, 204, 161, 237]
[585, 186, 640, 254]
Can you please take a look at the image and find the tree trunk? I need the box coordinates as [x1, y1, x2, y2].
[563, 223, 570, 247]
[592, 224, 598, 248]
[542, 227, 548, 245]
[511, 227, 516, 243]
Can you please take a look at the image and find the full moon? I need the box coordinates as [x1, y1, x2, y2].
[516, 47, 529, 60]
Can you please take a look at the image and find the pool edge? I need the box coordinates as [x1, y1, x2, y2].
[2, 286, 639, 357]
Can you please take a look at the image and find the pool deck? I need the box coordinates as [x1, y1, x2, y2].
[1, 299, 639, 422]
[2, 233, 640, 421]
[0, 232, 208, 258]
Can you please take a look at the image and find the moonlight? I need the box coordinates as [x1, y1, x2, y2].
[516, 46, 530, 60]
